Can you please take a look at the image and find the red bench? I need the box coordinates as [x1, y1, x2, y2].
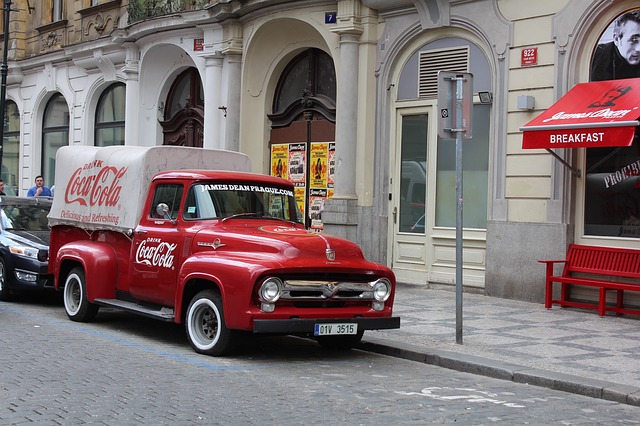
[540, 244, 640, 317]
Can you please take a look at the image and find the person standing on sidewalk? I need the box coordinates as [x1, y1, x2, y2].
[27, 175, 52, 197]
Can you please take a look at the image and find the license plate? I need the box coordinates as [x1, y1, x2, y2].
[314, 323, 357, 336]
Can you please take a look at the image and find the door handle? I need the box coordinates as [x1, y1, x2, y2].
[136, 230, 147, 236]
[392, 207, 397, 224]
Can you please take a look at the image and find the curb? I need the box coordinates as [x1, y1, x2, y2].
[357, 337, 640, 407]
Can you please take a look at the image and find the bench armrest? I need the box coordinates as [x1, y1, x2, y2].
[539, 259, 567, 279]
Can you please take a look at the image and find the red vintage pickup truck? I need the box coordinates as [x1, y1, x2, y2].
[48, 146, 399, 356]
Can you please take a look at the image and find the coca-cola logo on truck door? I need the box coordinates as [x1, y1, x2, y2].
[135, 238, 177, 269]
[65, 160, 127, 207]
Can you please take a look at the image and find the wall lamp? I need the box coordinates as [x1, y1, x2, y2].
[478, 91, 493, 104]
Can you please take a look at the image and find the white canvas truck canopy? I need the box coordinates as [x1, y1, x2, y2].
[49, 145, 251, 232]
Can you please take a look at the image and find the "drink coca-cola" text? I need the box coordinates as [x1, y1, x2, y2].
[65, 166, 127, 206]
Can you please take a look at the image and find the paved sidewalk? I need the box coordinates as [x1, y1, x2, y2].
[359, 283, 640, 407]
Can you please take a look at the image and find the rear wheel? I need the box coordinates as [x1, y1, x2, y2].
[315, 331, 364, 350]
[63, 267, 98, 322]
[0, 258, 10, 301]
[185, 289, 235, 356]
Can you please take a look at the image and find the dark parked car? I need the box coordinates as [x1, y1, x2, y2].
[0, 196, 53, 301]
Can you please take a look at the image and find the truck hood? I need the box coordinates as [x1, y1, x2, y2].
[190, 222, 370, 267]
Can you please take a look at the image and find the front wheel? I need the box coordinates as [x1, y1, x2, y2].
[185, 289, 235, 356]
[63, 267, 98, 322]
[0, 258, 11, 301]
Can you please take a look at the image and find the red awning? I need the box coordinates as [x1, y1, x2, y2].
[521, 78, 640, 149]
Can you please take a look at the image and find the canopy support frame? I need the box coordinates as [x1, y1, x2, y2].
[545, 148, 581, 178]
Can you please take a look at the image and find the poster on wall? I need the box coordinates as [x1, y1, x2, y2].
[328, 142, 335, 189]
[294, 186, 306, 219]
[270, 144, 289, 179]
[309, 188, 327, 230]
[288, 144, 306, 184]
[585, 8, 640, 238]
[269, 141, 336, 230]
[310, 143, 328, 189]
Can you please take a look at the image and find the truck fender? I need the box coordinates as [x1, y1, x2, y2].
[54, 241, 118, 301]
[177, 257, 264, 329]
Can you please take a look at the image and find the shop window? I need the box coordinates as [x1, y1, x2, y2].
[95, 83, 125, 147]
[42, 93, 69, 188]
[586, 9, 640, 238]
[2, 100, 20, 195]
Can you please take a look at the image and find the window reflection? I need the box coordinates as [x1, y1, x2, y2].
[95, 83, 125, 147]
[43, 93, 69, 188]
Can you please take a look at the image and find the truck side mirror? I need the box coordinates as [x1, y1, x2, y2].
[156, 203, 171, 220]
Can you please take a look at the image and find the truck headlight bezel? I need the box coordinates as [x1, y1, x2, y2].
[372, 278, 391, 302]
[258, 277, 283, 303]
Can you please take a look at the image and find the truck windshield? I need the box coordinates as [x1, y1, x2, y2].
[184, 182, 302, 223]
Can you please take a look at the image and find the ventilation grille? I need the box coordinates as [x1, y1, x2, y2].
[418, 46, 470, 98]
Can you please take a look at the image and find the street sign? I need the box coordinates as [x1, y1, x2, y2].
[437, 71, 473, 140]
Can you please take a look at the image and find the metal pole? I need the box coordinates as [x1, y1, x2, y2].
[0, 0, 13, 180]
[455, 77, 464, 345]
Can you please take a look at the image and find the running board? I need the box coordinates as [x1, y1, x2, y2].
[94, 298, 175, 321]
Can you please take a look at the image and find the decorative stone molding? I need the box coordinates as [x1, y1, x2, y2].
[41, 31, 62, 51]
[79, 0, 122, 40]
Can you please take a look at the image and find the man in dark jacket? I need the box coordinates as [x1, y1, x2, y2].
[591, 9, 640, 81]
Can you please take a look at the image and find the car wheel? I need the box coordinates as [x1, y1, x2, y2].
[315, 330, 364, 350]
[185, 289, 235, 356]
[0, 258, 10, 302]
[63, 267, 98, 322]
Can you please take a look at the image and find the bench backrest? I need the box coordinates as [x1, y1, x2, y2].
[564, 244, 640, 279]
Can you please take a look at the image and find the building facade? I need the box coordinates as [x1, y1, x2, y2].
[2, 0, 638, 302]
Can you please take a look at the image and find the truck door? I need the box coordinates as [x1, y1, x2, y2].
[130, 183, 185, 306]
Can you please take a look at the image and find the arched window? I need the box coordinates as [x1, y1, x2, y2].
[160, 68, 204, 147]
[268, 49, 337, 229]
[165, 68, 203, 121]
[273, 48, 336, 115]
[95, 83, 125, 147]
[2, 100, 20, 195]
[42, 93, 69, 188]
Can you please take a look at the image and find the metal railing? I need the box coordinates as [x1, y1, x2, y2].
[127, 0, 211, 24]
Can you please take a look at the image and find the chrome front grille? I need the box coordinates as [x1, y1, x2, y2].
[279, 280, 376, 301]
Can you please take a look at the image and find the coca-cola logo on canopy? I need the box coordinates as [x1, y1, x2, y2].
[65, 161, 127, 207]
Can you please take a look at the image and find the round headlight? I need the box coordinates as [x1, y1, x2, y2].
[259, 278, 283, 302]
[372, 279, 391, 302]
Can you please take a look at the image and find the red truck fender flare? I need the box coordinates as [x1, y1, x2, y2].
[54, 241, 118, 301]
[176, 258, 264, 328]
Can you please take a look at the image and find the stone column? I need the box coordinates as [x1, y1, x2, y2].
[223, 53, 242, 152]
[122, 43, 139, 146]
[323, 1, 363, 241]
[203, 52, 224, 150]
[220, 21, 243, 152]
[332, 33, 360, 198]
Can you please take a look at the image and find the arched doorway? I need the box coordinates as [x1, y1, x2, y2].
[390, 38, 492, 287]
[160, 68, 204, 147]
[268, 48, 336, 229]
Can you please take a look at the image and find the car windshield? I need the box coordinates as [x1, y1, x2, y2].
[1, 204, 51, 231]
[184, 182, 303, 223]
